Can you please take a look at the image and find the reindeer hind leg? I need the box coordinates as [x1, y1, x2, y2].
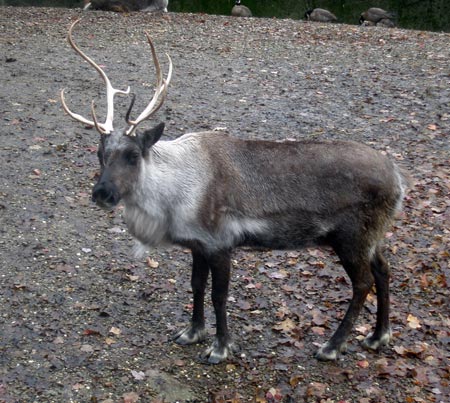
[316, 240, 375, 360]
[363, 247, 392, 350]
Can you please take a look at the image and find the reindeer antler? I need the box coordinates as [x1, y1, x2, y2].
[125, 32, 172, 136]
[61, 19, 172, 136]
[61, 19, 130, 134]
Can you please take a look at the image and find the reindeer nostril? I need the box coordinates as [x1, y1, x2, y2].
[92, 186, 109, 203]
[92, 183, 120, 208]
[92, 184, 112, 203]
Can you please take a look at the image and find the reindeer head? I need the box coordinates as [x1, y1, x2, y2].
[61, 19, 172, 209]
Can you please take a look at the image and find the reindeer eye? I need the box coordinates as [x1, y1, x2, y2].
[124, 150, 140, 166]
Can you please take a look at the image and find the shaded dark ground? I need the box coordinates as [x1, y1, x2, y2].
[1, 7, 449, 403]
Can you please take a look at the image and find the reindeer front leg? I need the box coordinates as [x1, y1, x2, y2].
[202, 250, 237, 364]
[173, 251, 209, 345]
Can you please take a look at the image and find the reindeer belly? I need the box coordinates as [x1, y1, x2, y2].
[236, 212, 331, 250]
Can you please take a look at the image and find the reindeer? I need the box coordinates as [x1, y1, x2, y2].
[83, 0, 168, 13]
[61, 20, 408, 364]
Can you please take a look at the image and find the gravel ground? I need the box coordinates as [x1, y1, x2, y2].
[1, 7, 449, 403]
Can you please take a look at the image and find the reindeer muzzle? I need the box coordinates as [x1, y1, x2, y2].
[92, 180, 121, 209]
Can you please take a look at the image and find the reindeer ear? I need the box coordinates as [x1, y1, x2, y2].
[141, 122, 165, 150]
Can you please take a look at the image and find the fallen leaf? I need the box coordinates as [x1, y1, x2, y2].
[419, 273, 429, 289]
[265, 387, 283, 401]
[122, 392, 139, 403]
[83, 328, 101, 336]
[110, 326, 121, 336]
[238, 300, 252, 310]
[411, 366, 429, 385]
[289, 374, 303, 387]
[305, 382, 328, 398]
[254, 387, 267, 402]
[393, 345, 407, 356]
[147, 257, 159, 268]
[273, 318, 297, 333]
[268, 269, 288, 279]
[407, 314, 421, 329]
[80, 344, 94, 353]
[281, 284, 296, 292]
[357, 360, 369, 368]
[53, 336, 64, 344]
[311, 326, 326, 335]
[355, 324, 371, 334]
[105, 337, 116, 345]
[312, 309, 328, 326]
[131, 370, 146, 381]
[393, 342, 428, 358]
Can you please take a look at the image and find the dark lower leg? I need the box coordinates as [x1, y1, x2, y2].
[203, 250, 236, 363]
[173, 251, 209, 344]
[191, 251, 210, 330]
[316, 249, 373, 360]
[209, 251, 231, 347]
[364, 250, 392, 348]
[320, 284, 371, 354]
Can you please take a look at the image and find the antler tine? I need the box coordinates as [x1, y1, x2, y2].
[61, 19, 130, 134]
[125, 33, 173, 136]
[61, 88, 101, 129]
[91, 100, 107, 134]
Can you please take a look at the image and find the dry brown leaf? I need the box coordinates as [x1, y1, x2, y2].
[311, 326, 326, 335]
[357, 360, 369, 368]
[122, 392, 139, 403]
[407, 314, 421, 329]
[105, 337, 116, 345]
[110, 326, 121, 335]
[305, 381, 328, 398]
[273, 318, 297, 333]
[147, 257, 159, 268]
[289, 374, 303, 387]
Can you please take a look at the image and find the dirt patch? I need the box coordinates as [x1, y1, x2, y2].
[1, 7, 449, 403]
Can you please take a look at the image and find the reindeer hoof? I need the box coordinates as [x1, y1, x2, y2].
[315, 342, 347, 361]
[173, 325, 207, 345]
[202, 339, 237, 364]
[362, 329, 392, 351]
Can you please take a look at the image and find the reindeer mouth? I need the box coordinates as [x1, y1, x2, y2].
[92, 186, 121, 210]
[94, 200, 119, 211]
